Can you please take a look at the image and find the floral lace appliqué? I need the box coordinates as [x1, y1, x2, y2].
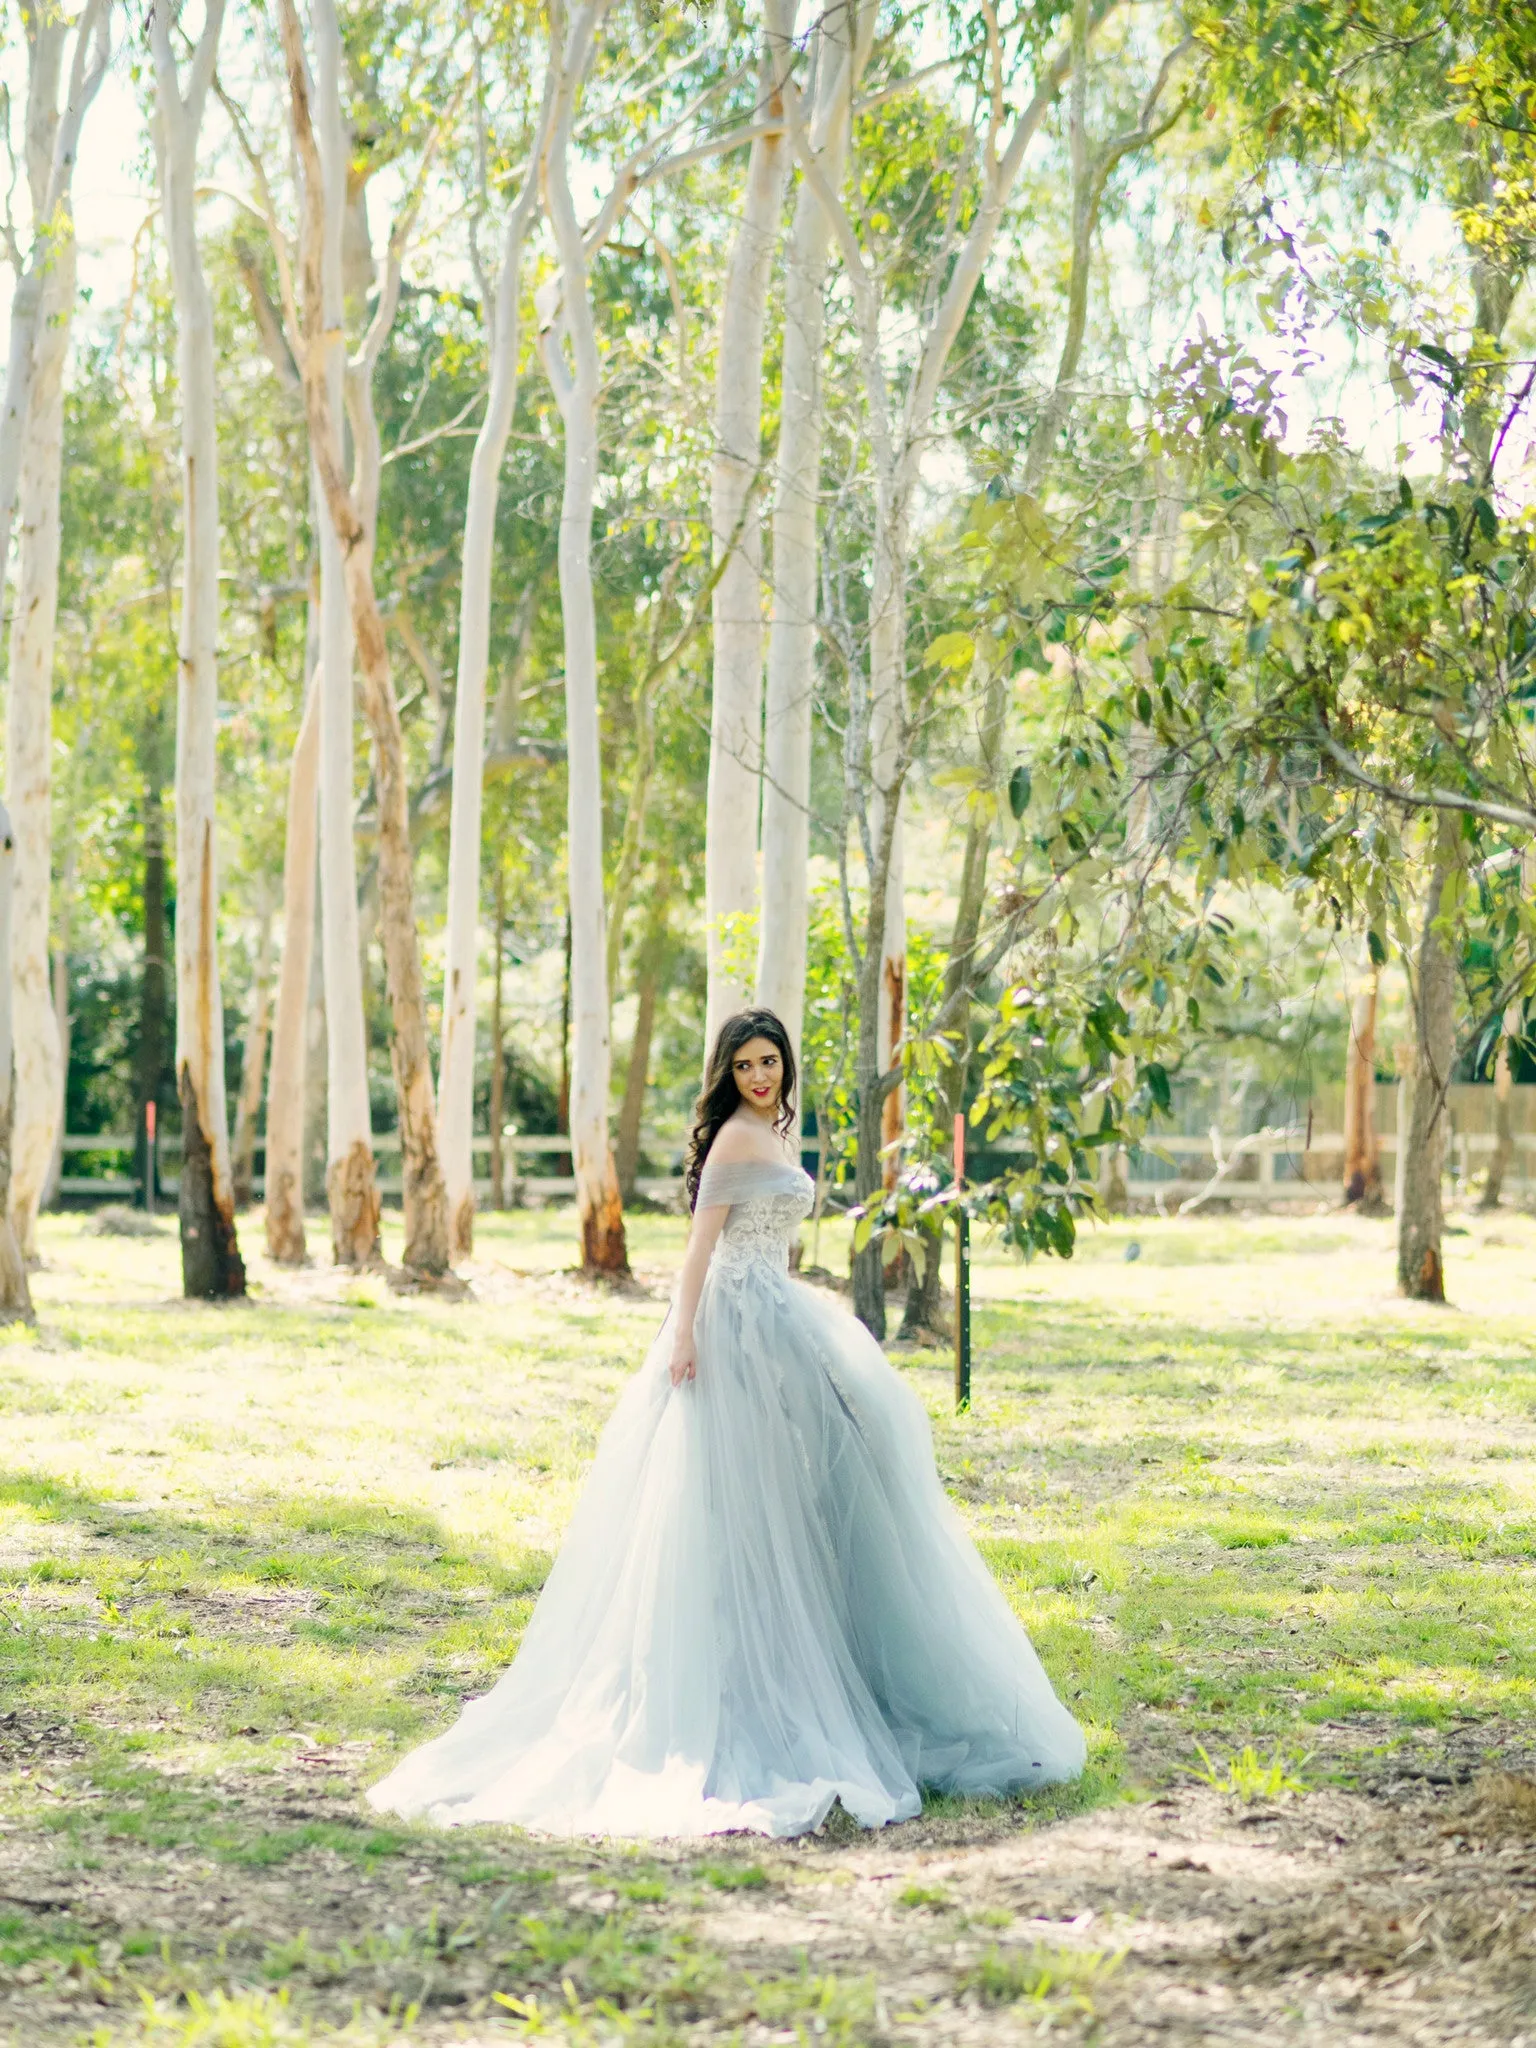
[712, 1191, 813, 1282]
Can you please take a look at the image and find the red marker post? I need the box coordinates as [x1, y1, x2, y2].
[954, 1112, 971, 1412]
[145, 1100, 157, 1218]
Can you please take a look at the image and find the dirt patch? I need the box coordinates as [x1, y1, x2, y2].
[4, 1716, 1536, 2044]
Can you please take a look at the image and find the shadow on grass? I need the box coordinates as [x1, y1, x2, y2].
[0, 1466, 551, 1745]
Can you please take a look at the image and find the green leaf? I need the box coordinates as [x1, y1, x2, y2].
[926, 631, 976, 671]
[1143, 1062, 1172, 1114]
[1136, 685, 1153, 725]
[1367, 928, 1388, 967]
[1007, 764, 1032, 818]
[1473, 497, 1498, 541]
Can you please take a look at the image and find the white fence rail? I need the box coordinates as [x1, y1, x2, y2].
[57, 1121, 1530, 1208]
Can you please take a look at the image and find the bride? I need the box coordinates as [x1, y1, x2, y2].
[369, 1008, 1086, 1839]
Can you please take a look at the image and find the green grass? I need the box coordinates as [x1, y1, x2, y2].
[2, 1200, 1535, 2042]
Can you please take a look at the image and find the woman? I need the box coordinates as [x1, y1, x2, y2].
[369, 1008, 1085, 1838]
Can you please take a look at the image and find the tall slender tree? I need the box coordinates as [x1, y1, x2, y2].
[265, 667, 320, 1261]
[0, 801, 31, 1323]
[6, 0, 110, 1259]
[439, 61, 555, 1260]
[755, 0, 866, 1077]
[151, 0, 245, 1297]
[537, 0, 628, 1274]
[277, 0, 450, 1275]
[703, 11, 792, 1044]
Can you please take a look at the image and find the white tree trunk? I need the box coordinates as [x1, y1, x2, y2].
[264, 665, 320, 1262]
[5, 240, 70, 1260]
[0, 0, 108, 606]
[152, 0, 245, 1298]
[703, 47, 791, 1047]
[280, 0, 448, 1275]
[312, 15, 378, 1268]
[539, 1, 627, 1274]
[439, 122, 548, 1260]
[0, 802, 32, 1320]
[755, 12, 861, 1072]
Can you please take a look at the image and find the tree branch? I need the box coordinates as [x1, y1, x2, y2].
[1316, 731, 1536, 833]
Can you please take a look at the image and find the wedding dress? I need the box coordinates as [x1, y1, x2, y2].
[368, 1156, 1085, 1839]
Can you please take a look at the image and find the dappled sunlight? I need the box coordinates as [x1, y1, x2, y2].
[2, 1206, 1535, 2042]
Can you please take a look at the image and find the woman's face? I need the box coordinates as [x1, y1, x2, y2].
[731, 1036, 783, 1116]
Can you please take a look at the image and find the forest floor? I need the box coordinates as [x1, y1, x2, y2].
[2, 1199, 1536, 2046]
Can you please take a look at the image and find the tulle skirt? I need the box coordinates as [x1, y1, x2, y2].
[367, 1255, 1086, 1839]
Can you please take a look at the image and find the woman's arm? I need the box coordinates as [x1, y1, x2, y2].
[668, 1202, 728, 1386]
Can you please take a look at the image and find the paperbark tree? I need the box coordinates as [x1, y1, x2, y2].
[536, 0, 629, 1275]
[1397, 816, 1459, 1301]
[277, 0, 449, 1275]
[0, 802, 32, 1323]
[755, 1, 866, 1074]
[264, 669, 320, 1262]
[151, 0, 245, 1299]
[1342, 952, 1382, 1208]
[5, 0, 110, 1259]
[439, 77, 553, 1260]
[703, 20, 792, 1045]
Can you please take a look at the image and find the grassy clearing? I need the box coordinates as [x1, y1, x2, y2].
[1, 1202, 1534, 2043]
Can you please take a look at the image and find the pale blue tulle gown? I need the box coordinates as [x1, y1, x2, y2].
[368, 1156, 1086, 1839]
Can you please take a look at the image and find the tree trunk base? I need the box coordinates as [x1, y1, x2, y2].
[1400, 1245, 1446, 1303]
[899, 1220, 944, 1339]
[581, 1190, 630, 1278]
[1342, 1167, 1383, 1208]
[449, 1191, 474, 1265]
[178, 1067, 247, 1300]
[328, 1140, 382, 1269]
[264, 1168, 307, 1266]
[852, 1241, 886, 1341]
[401, 1164, 450, 1276]
[0, 1220, 34, 1323]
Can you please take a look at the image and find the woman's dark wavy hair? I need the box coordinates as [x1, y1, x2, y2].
[684, 1008, 797, 1209]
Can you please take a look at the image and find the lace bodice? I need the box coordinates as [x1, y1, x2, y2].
[696, 1155, 815, 1284]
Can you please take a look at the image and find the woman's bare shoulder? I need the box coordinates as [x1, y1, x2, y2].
[705, 1117, 782, 1166]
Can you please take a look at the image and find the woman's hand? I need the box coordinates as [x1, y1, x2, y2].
[669, 1331, 697, 1387]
